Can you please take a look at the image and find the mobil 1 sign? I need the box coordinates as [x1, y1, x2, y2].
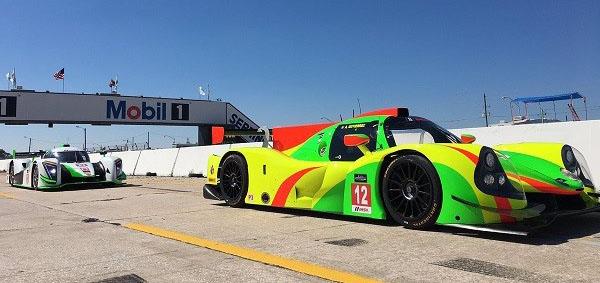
[106, 100, 190, 121]
[0, 91, 226, 125]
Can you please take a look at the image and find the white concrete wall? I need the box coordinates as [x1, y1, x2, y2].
[171, 142, 264, 177]
[0, 159, 10, 172]
[450, 120, 600, 182]
[109, 150, 142, 175]
[88, 153, 103, 163]
[134, 148, 180, 176]
[171, 144, 230, 177]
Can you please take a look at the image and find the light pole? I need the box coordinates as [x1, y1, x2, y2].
[24, 136, 32, 152]
[123, 139, 129, 151]
[76, 126, 87, 151]
[164, 135, 176, 147]
[320, 117, 333, 122]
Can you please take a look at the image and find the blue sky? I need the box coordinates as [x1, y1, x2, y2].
[1, 0, 599, 151]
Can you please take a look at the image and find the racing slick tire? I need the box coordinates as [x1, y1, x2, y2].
[219, 154, 248, 208]
[32, 165, 39, 190]
[8, 162, 14, 186]
[382, 154, 442, 229]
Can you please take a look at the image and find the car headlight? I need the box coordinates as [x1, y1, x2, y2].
[43, 162, 57, 180]
[562, 145, 594, 188]
[484, 152, 496, 169]
[473, 147, 524, 200]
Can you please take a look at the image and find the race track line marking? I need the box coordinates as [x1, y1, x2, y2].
[0, 193, 16, 199]
[123, 223, 381, 283]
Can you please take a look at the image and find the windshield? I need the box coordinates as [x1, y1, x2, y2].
[52, 151, 90, 163]
[384, 117, 461, 146]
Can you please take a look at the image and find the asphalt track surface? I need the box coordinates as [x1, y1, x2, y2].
[1, 173, 600, 283]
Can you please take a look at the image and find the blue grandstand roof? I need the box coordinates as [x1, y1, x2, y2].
[513, 92, 583, 103]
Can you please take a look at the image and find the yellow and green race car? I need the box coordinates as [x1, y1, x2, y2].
[204, 108, 598, 234]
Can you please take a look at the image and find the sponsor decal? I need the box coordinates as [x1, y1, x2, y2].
[248, 194, 254, 201]
[208, 177, 216, 183]
[76, 164, 92, 175]
[228, 113, 263, 142]
[210, 165, 214, 175]
[318, 141, 327, 157]
[354, 174, 367, 182]
[106, 100, 190, 121]
[340, 123, 366, 129]
[351, 183, 371, 214]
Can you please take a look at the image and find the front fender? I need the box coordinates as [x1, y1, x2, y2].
[493, 143, 588, 194]
[350, 144, 528, 225]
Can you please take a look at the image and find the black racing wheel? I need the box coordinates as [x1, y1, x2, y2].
[32, 165, 39, 190]
[8, 162, 14, 186]
[382, 155, 442, 229]
[219, 154, 248, 207]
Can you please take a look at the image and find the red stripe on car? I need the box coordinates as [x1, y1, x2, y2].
[506, 173, 580, 195]
[271, 167, 320, 207]
[445, 146, 479, 164]
[493, 196, 517, 223]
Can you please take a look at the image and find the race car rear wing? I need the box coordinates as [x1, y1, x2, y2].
[11, 149, 45, 159]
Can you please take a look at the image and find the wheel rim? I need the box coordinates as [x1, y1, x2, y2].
[221, 161, 243, 200]
[33, 167, 38, 188]
[385, 160, 434, 220]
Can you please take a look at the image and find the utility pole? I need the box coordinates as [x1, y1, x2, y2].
[483, 93, 489, 127]
[76, 126, 87, 151]
[25, 136, 31, 152]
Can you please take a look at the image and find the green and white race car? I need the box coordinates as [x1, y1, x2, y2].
[6, 146, 126, 189]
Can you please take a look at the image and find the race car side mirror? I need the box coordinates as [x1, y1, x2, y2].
[461, 134, 476, 144]
[344, 134, 371, 156]
[212, 127, 225, 145]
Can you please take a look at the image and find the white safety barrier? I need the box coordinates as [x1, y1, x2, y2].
[0, 159, 10, 172]
[171, 142, 264, 177]
[109, 150, 142, 175]
[134, 148, 180, 176]
[450, 120, 600, 182]
[88, 153, 103, 163]
[171, 144, 230, 177]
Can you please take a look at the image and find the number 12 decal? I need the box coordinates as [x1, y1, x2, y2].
[351, 183, 371, 214]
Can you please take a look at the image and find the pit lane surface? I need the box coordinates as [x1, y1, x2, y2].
[1, 173, 600, 283]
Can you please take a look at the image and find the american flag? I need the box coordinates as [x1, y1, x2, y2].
[53, 68, 64, 80]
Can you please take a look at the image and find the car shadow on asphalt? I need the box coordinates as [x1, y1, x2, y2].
[431, 213, 600, 245]
[220, 203, 401, 227]
[29, 183, 141, 192]
[217, 203, 600, 245]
